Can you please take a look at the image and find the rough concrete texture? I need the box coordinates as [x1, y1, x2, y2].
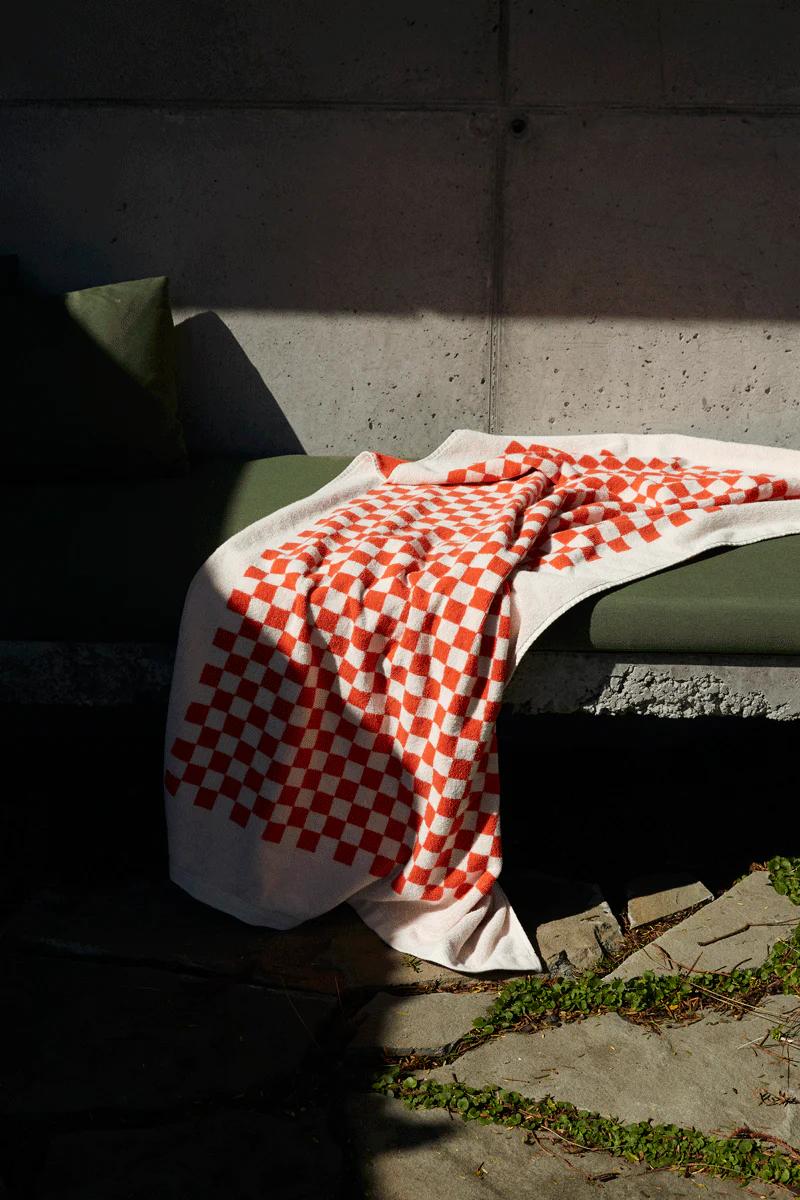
[607, 871, 800, 980]
[428, 994, 800, 1141]
[0, 106, 493, 460]
[498, 116, 800, 449]
[346, 1094, 787, 1200]
[349, 991, 493, 1056]
[5, 880, 467, 994]
[504, 651, 800, 720]
[10, 641, 800, 721]
[0, 955, 334, 1114]
[5, 0, 499, 103]
[509, 0, 662, 106]
[509, 0, 800, 108]
[37, 1110, 342, 1200]
[3, 5, 799, 468]
[626, 874, 713, 929]
[660, 1, 800, 108]
[9, 0, 800, 111]
[506, 872, 622, 972]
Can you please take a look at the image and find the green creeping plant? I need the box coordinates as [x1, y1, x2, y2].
[371, 860, 800, 1190]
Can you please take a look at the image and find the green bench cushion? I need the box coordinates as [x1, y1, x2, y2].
[6, 455, 800, 652]
[535, 535, 800, 655]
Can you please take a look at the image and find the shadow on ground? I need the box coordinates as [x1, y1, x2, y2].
[0, 704, 795, 1198]
[497, 710, 794, 917]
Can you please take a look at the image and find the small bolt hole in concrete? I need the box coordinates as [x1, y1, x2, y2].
[510, 116, 527, 137]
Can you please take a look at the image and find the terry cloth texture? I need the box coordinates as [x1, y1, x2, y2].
[165, 431, 800, 972]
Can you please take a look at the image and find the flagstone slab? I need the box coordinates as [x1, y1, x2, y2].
[505, 871, 623, 973]
[607, 871, 799, 980]
[427, 994, 800, 1143]
[0, 955, 334, 1114]
[537, 899, 623, 974]
[349, 991, 493, 1056]
[36, 1109, 342, 1200]
[345, 1095, 787, 1199]
[4, 881, 465, 994]
[626, 874, 713, 929]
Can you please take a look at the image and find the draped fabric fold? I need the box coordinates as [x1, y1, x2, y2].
[165, 431, 800, 972]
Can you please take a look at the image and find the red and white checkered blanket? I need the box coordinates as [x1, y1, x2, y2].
[165, 431, 800, 972]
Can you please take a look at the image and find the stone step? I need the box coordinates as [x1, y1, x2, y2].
[505, 871, 623, 973]
[625, 872, 712, 929]
[3, 879, 466, 995]
[0, 954, 334, 1115]
[348, 990, 493, 1056]
[345, 1094, 789, 1199]
[607, 870, 799, 980]
[426, 993, 800, 1143]
[36, 1110, 342, 1200]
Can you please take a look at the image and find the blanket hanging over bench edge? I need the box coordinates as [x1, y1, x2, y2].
[164, 430, 800, 973]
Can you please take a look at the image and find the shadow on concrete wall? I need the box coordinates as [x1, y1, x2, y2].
[5, 105, 800, 455]
[3, 110, 800, 321]
[503, 115, 800, 322]
[175, 312, 304, 458]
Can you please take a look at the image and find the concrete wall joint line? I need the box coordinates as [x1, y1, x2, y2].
[487, 126, 505, 437]
[656, 2, 667, 105]
[487, 0, 510, 435]
[6, 99, 800, 118]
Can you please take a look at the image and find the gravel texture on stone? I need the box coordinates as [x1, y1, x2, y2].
[504, 651, 800, 721]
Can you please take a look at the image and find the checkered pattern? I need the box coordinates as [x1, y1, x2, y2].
[166, 441, 796, 907]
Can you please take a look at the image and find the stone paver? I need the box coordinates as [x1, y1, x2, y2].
[0, 955, 333, 1114]
[626, 874, 712, 929]
[427, 995, 800, 1142]
[346, 1095, 786, 1199]
[36, 1110, 342, 1200]
[537, 899, 623, 974]
[5, 880, 466, 994]
[608, 871, 799, 980]
[349, 991, 493, 1056]
[506, 871, 623, 972]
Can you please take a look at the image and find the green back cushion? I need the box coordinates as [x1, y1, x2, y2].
[4, 275, 187, 480]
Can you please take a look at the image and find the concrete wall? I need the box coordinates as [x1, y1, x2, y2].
[3, 1, 800, 459]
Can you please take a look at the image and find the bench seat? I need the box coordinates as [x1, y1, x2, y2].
[6, 455, 800, 654]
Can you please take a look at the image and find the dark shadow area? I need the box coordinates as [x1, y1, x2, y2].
[0, 703, 170, 920]
[503, 112, 800, 321]
[1, 700, 796, 1197]
[2, 277, 186, 482]
[3, 111, 800, 320]
[1, 0, 499, 107]
[497, 710, 798, 918]
[175, 312, 304, 460]
[3, 701, 793, 945]
[0, 109, 493, 316]
[2, 455, 350, 642]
